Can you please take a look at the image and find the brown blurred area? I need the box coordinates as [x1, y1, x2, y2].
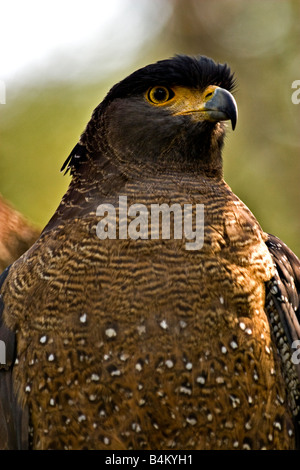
[0, 0, 299, 256]
[0, 195, 40, 271]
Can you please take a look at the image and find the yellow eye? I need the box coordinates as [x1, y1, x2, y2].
[146, 86, 174, 105]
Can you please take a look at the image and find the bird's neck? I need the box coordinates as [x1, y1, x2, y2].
[43, 126, 226, 233]
[94, 131, 224, 180]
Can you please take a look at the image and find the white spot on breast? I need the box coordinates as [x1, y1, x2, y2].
[132, 423, 141, 433]
[160, 320, 168, 330]
[103, 437, 110, 445]
[186, 416, 197, 426]
[221, 346, 227, 354]
[40, 335, 47, 344]
[179, 386, 192, 395]
[25, 384, 31, 393]
[196, 375, 206, 385]
[216, 376, 225, 384]
[80, 313, 87, 324]
[253, 370, 259, 381]
[230, 341, 238, 350]
[49, 398, 55, 406]
[91, 373, 100, 382]
[273, 421, 282, 431]
[179, 320, 187, 329]
[185, 362, 192, 370]
[105, 328, 117, 338]
[165, 359, 174, 369]
[120, 353, 129, 361]
[78, 414, 86, 423]
[219, 296, 224, 305]
[239, 322, 246, 331]
[135, 362, 143, 372]
[48, 354, 55, 362]
[229, 395, 240, 408]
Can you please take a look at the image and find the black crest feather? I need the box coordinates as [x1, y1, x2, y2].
[60, 143, 87, 175]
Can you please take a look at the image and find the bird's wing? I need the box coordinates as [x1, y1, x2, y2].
[266, 234, 300, 358]
[0, 266, 29, 449]
[265, 233, 300, 442]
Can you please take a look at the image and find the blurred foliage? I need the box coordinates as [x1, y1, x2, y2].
[0, 81, 108, 226]
[0, 0, 299, 254]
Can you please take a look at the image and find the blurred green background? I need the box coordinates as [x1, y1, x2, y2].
[1, 0, 299, 254]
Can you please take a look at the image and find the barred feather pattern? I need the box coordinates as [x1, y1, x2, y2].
[2, 173, 296, 449]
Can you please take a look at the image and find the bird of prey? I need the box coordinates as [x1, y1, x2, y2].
[0, 55, 299, 450]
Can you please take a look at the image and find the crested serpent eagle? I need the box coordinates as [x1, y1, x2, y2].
[0, 55, 299, 450]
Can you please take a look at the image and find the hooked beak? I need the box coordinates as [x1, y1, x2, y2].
[203, 86, 238, 130]
[172, 85, 238, 130]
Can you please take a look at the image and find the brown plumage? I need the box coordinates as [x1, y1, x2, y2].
[0, 55, 299, 450]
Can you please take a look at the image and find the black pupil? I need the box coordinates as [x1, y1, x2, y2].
[153, 87, 168, 101]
